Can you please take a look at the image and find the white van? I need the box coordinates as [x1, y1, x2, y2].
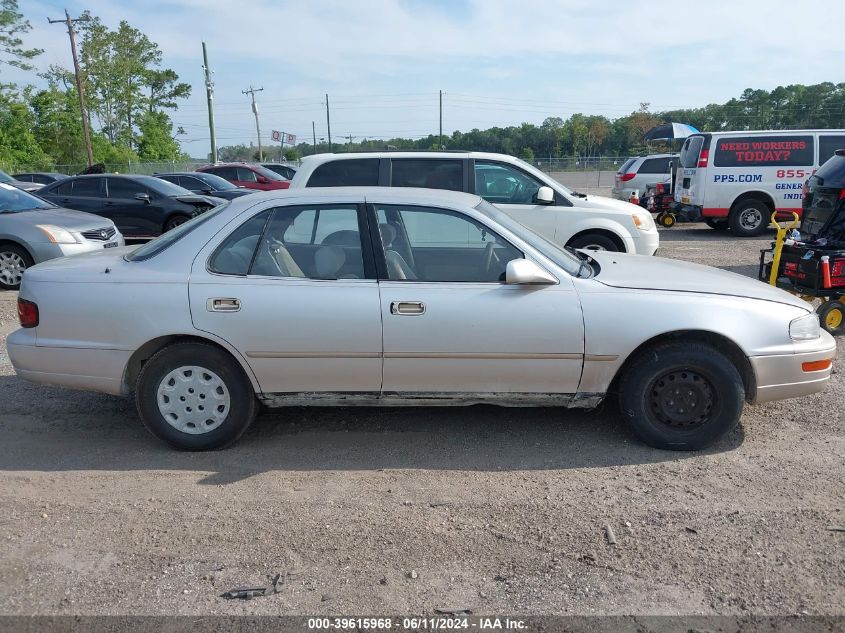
[673, 129, 845, 236]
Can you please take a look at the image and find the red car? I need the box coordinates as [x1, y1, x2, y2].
[196, 163, 290, 191]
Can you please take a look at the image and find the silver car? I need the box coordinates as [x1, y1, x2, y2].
[0, 183, 124, 290]
[7, 188, 835, 451]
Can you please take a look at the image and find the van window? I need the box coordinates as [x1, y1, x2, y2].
[638, 157, 673, 174]
[617, 158, 636, 174]
[391, 159, 462, 191]
[307, 159, 379, 187]
[818, 135, 845, 166]
[713, 135, 814, 167]
[679, 136, 704, 169]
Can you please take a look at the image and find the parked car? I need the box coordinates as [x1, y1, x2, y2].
[12, 172, 69, 186]
[196, 163, 291, 191]
[0, 182, 123, 290]
[612, 154, 676, 203]
[8, 187, 834, 451]
[674, 129, 845, 236]
[154, 172, 256, 201]
[37, 174, 226, 238]
[289, 152, 658, 255]
[0, 170, 44, 193]
[261, 163, 297, 180]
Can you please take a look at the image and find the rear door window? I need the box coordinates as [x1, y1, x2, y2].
[391, 159, 463, 191]
[71, 177, 103, 197]
[679, 136, 705, 168]
[713, 135, 814, 167]
[818, 135, 845, 166]
[306, 159, 380, 187]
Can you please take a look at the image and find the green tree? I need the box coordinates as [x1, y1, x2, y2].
[0, 0, 41, 74]
[136, 110, 181, 160]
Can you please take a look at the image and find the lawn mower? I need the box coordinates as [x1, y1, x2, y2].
[758, 210, 845, 336]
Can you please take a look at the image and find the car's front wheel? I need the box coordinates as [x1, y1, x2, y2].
[618, 342, 744, 450]
[0, 244, 33, 290]
[135, 342, 258, 450]
[568, 233, 620, 252]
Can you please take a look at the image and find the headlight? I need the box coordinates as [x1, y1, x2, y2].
[789, 313, 821, 340]
[37, 224, 80, 244]
[632, 212, 655, 231]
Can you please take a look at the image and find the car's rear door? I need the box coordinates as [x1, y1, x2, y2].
[370, 200, 584, 396]
[189, 195, 383, 396]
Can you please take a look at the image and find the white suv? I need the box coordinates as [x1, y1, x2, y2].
[290, 152, 659, 255]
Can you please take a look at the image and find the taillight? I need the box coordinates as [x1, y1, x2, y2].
[697, 149, 709, 168]
[17, 298, 39, 328]
[839, 188, 845, 200]
[619, 173, 635, 182]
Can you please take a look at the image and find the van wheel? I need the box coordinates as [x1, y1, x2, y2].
[705, 219, 729, 230]
[568, 233, 620, 252]
[729, 200, 769, 237]
[135, 342, 258, 450]
[818, 300, 845, 336]
[618, 342, 744, 450]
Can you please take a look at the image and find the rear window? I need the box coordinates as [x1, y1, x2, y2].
[617, 158, 636, 174]
[125, 203, 230, 262]
[818, 135, 845, 166]
[813, 153, 845, 188]
[679, 136, 705, 169]
[637, 157, 673, 174]
[713, 135, 814, 167]
[307, 159, 379, 187]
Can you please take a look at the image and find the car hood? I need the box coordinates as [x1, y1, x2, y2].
[569, 193, 642, 214]
[588, 251, 811, 310]
[7, 180, 43, 192]
[0, 206, 114, 230]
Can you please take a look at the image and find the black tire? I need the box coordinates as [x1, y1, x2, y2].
[618, 342, 745, 451]
[705, 218, 730, 231]
[817, 300, 845, 336]
[164, 214, 191, 232]
[0, 243, 34, 290]
[568, 233, 620, 252]
[135, 342, 258, 450]
[728, 199, 770, 237]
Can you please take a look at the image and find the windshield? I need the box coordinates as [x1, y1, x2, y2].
[473, 200, 582, 276]
[196, 173, 237, 190]
[139, 175, 193, 197]
[125, 202, 230, 261]
[0, 182, 55, 212]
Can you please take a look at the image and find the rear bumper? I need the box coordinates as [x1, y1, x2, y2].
[7, 329, 130, 396]
[750, 335, 837, 404]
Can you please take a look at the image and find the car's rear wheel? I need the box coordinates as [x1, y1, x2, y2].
[729, 199, 770, 237]
[0, 244, 33, 290]
[618, 342, 744, 450]
[164, 214, 191, 232]
[568, 233, 620, 252]
[705, 218, 730, 230]
[135, 342, 257, 450]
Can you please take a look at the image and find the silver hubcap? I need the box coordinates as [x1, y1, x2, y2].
[739, 208, 763, 230]
[156, 366, 230, 434]
[582, 244, 607, 251]
[0, 251, 26, 286]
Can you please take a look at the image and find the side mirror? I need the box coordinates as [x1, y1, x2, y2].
[506, 259, 558, 285]
[535, 186, 554, 204]
[134, 192, 151, 203]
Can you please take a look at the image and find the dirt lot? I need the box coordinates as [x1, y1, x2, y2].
[0, 223, 843, 618]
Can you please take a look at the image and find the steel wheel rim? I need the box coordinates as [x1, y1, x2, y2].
[648, 369, 715, 429]
[0, 251, 26, 286]
[739, 207, 763, 230]
[825, 307, 843, 329]
[581, 244, 607, 251]
[156, 365, 230, 434]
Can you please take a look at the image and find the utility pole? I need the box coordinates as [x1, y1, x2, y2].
[243, 85, 264, 161]
[325, 94, 332, 152]
[439, 89, 443, 150]
[312, 121, 317, 148]
[201, 42, 217, 163]
[49, 10, 94, 167]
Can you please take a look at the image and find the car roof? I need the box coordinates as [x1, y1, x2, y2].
[299, 151, 532, 164]
[226, 185, 482, 207]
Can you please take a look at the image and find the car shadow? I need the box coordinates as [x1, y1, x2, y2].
[656, 224, 774, 242]
[0, 375, 744, 483]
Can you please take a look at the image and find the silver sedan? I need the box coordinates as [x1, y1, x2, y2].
[7, 187, 836, 450]
[0, 183, 124, 290]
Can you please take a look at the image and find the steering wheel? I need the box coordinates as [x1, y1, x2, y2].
[483, 241, 501, 276]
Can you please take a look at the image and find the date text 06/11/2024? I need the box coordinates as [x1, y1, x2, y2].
[306, 617, 528, 630]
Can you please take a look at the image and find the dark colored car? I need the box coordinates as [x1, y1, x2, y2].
[154, 172, 256, 201]
[196, 163, 290, 191]
[38, 174, 226, 238]
[803, 149, 845, 238]
[261, 163, 297, 180]
[12, 172, 69, 186]
[0, 170, 43, 193]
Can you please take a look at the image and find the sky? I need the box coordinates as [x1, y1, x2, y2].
[10, 0, 845, 158]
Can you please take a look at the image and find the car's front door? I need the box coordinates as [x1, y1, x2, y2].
[189, 199, 383, 395]
[371, 202, 584, 396]
[104, 178, 163, 237]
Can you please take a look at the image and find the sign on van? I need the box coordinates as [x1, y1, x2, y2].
[714, 135, 814, 167]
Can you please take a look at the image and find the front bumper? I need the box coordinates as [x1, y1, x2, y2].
[29, 233, 126, 264]
[630, 230, 660, 256]
[749, 332, 837, 403]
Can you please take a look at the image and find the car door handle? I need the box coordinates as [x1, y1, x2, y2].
[207, 298, 241, 312]
[390, 301, 425, 315]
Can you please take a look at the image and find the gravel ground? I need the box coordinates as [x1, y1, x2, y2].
[0, 223, 843, 618]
